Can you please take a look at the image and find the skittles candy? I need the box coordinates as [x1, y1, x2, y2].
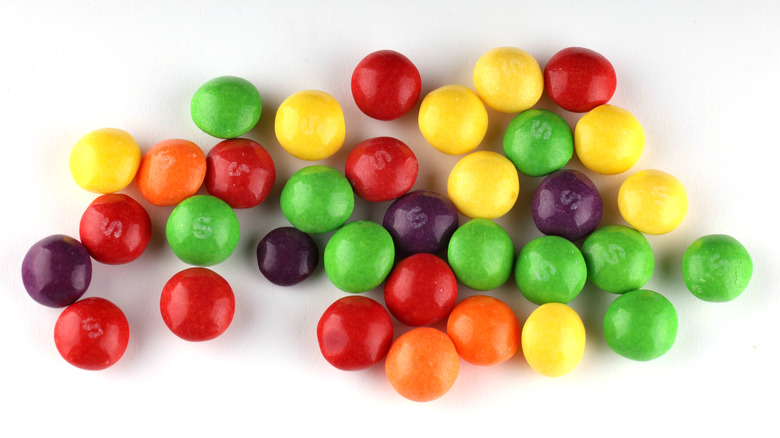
[682, 234, 753, 302]
[418, 84, 488, 155]
[446, 295, 521, 366]
[191, 76, 263, 139]
[447, 218, 514, 291]
[473, 46, 544, 113]
[574, 104, 644, 175]
[69, 128, 141, 194]
[205, 138, 276, 209]
[280, 165, 354, 234]
[521, 303, 586, 377]
[603, 289, 678, 361]
[323, 221, 395, 293]
[345, 137, 418, 202]
[581, 225, 654, 294]
[135, 139, 207, 207]
[160, 268, 235, 342]
[351, 50, 421, 121]
[79, 193, 152, 265]
[275, 90, 346, 160]
[531, 169, 603, 241]
[503, 109, 574, 177]
[382, 190, 459, 255]
[22, 235, 92, 308]
[54, 297, 130, 370]
[514, 235, 587, 305]
[384, 253, 458, 327]
[447, 151, 519, 219]
[256, 227, 319, 287]
[166, 195, 240, 266]
[544, 47, 617, 113]
[618, 169, 688, 235]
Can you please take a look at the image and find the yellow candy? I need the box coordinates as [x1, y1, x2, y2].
[69, 128, 141, 194]
[521, 303, 586, 377]
[618, 169, 688, 235]
[574, 104, 644, 175]
[473, 47, 543, 113]
[275, 90, 345, 161]
[447, 151, 519, 219]
[418, 84, 488, 155]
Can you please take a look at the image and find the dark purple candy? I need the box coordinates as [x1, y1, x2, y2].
[257, 227, 319, 286]
[531, 169, 603, 241]
[382, 190, 459, 255]
[21, 234, 93, 308]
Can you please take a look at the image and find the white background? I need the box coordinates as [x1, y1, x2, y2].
[2, 1, 778, 436]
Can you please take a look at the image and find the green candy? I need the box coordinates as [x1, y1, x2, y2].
[514, 235, 586, 305]
[280, 165, 354, 234]
[166, 195, 240, 266]
[581, 225, 654, 294]
[191, 76, 262, 139]
[503, 109, 573, 177]
[324, 221, 395, 293]
[682, 234, 752, 302]
[447, 218, 514, 291]
[603, 289, 678, 361]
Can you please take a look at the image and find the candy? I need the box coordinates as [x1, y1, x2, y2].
[447, 218, 514, 291]
[256, 227, 319, 287]
[382, 190, 459, 255]
[603, 289, 678, 361]
[205, 138, 276, 209]
[351, 50, 422, 120]
[54, 297, 129, 370]
[581, 225, 654, 294]
[317, 296, 394, 371]
[447, 151, 519, 219]
[618, 169, 688, 235]
[280, 165, 354, 234]
[323, 221, 395, 293]
[473, 46, 544, 113]
[574, 104, 644, 175]
[446, 295, 521, 366]
[682, 234, 753, 302]
[531, 169, 603, 241]
[544, 47, 617, 113]
[79, 194, 152, 264]
[384, 327, 460, 402]
[69, 128, 141, 194]
[190, 76, 262, 139]
[135, 139, 207, 207]
[165, 195, 240, 266]
[521, 303, 585, 377]
[275, 90, 346, 160]
[22, 235, 92, 308]
[514, 235, 587, 305]
[418, 84, 488, 155]
[345, 137, 418, 202]
[503, 109, 574, 177]
[384, 253, 458, 326]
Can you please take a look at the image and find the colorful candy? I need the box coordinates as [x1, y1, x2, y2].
[160, 268, 235, 341]
[165, 195, 240, 266]
[682, 234, 753, 302]
[351, 50, 421, 121]
[345, 137, 418, 202]
[280, 165, 354, 234]
[135, 139, 207, 207]
[323, 221, 395, 293]
[521, 303, 585, 377]
[447, 218, 514, 291]
[418, 84, 488, 155]
[531, 169, 603, 241]
[54, 297, 130, 370]
[544, 47, 617, 113]
[447, 151, 519, 219]
[205, 138, 276, 209]
[574, 104, 644, 175]
[256, 227, 319, 286]
[384, 253, 458, 327]
[514, 235, 587, 305]
[79, 194, 152, 264]
[69, 128, 141, 194]
[581, 225, 654, 294]
[473, 46, 544, 113]
[190, 76, 262, 139]
[275, 89, 346, 160]
[22, 235, 92, 308]
[618, 169, 688, 235]
[603, 289, 678, 361]
[446, 295, 521, 366]
[503, 109, 574, 177]
[382, 190, 459, 255]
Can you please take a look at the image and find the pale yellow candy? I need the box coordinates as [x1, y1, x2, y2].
[521, 303, 586, 377]
[473, 47, 543, 113]
[275, 90, 345, 161]
[418, 84, 488, 155]
[618, 169, 688, 235]
[574, 104, 644, 175]
[69, 128, 141, 194]
[447, 151, 519, 219]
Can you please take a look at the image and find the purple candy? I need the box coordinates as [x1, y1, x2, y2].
[531, 169, 603, 241]
[21, 234, 93, 308]
[382, 190, 459, 255]
[257, 227, 319, 286]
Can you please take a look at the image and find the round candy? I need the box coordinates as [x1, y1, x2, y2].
[166, 195, 240, 266]
[618, 169, 688, 235]
[531, 169, 603, 241]
[351, 50, 421, 120]
[205, 138, 276, 209]
[345, 137, 418, 202]
[69, 128, 141, 194]
[514, 235, 587, 305]
[446, 295, 521, 366]
[473, 46, 544, 113]
[323, 221, 395, 293]
[384, 253, 458, 327]
[317, 296, 394, 371]
[79, 194, 152, 264]
[503, 109, 574, 177]
[275, 90, 345, 160]
[544, 47, 617, 113]
[160, 267, 235, 342]
[385, 327, 460, 402]
[418, 84, 488, 155]
[54, 297, 130, 370]
[447, 218, 514, 291]
[521, 303, 586, 377]
[256, 227, 319, 287]
[280, 165, 354, 234]
[682, 234, 753, 302]
[447, 151, 519, 219]
[21, 235, 92, 308]
[581, 225, 654, 294]
[191, 75, 262, 139]
[603, 289, 678, 361]
[574, 104, 644, 175]
[135, 139, 206, 207]
[382, 190, 459, 255]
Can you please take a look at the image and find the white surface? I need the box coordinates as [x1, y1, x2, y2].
[2, 0, 778, 435]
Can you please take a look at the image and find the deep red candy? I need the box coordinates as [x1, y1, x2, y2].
[384, 253, 458, 327]
[54, 297, 130, 370]
[345, 137, 418, 202]
[351, 50, 422, 120]
[205, 138, 276, 209]
[79, 194, 152, 265]
[544, 47, 617, 113]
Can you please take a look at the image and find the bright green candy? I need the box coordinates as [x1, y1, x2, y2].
[581, 225, 654, 293]
[166, 195, 240, 266]
[447, 218, 514, 291]
[280, 165, 354, 234]
[191, 76, 262, 139]
[682, 234, 752, 302]
[603, 289, 678, 361]
[515, 235, 586, 305]
[324, 221, 395, 293]
[503, 109, 573, 177]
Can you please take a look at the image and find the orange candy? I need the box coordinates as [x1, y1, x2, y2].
[385, 327, 459, 402]
[446, 295, 522, 366]
[136, 139, 207, 206]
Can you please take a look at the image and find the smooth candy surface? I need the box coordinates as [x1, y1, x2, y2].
[574, 104, 644, 175]
[351, 50, 421, 120]
[22, 235, 92, 308]
[69, 128, 141, 194]
[166, 195, 240, 266]
[160, 268, 235, 342]
[382, 190, 459, 255]
[79, 194, 152, 264]
[521, 303, 586, 377]
[446, 295, 521, 366]
[603, 289, 678, 361]
[503, 109, 574, 177]
[447, 218, 514, 291]
[531, 169, 603, 241]
[515, 235, 587, 305]
[682, 234, 752, 302]
[323, 221, 395, 293]
[280, 165, 354, 234]
[544, 47, 617, 113]
[345, 136, 418, 202]
[191, 76, 262, 139]
[205, 138, 276, 209]
[581, 225, 654, 294]
[54, 297, 129, 370]
[135, 139, 206, 206]
[447, 151, 519, 219]
[275, 90, 345, 160]
[257, 227, 319, 286]
[418, 84, 488, 155]
[473, 46, 544, 113]
[618, 169, 688, 235]
[384, 253, 458, 327]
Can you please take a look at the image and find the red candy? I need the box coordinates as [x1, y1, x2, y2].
[351, 50, 422, 120]
[544, 47, 617, 113]
[384, 253, 458, 326]
[345, 137, 418, 202]
[79, 194, 152, 264]
[54, 297, 130, 370]
[205, 138, 276, 209]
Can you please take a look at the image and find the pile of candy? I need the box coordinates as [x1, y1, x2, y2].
[21, 47, 754, 401]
